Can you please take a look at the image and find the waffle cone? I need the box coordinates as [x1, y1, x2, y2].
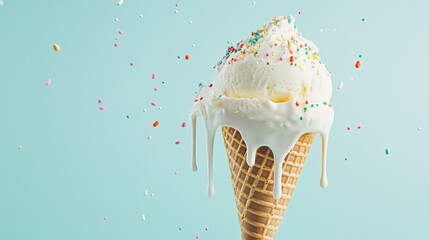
[222, 126, 315, 240]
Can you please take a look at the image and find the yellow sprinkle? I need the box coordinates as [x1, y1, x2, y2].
[276, 38, 282, 42]
[239, 55, 244, 60]
[317, 70, 320, 76]
[287, 44, 292, 50]
[271, 52, 275, 56]
[53, 43, 60, 52]
[313, 54, 320, 60]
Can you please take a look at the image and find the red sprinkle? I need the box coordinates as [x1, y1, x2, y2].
[357, 125, 362, 129]
[305, 100, 309, 104]
[153, 121, 160, 127]
[185, 54, 190, 60]
[347, 127, 351, 131]
[295, 101, 299, 106]
[209, 84, 213, 88]
[355, 60, 361, 68]
[289, 56, 294, 62]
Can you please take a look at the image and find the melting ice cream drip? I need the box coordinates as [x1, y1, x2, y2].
[190, 97, 333, 200]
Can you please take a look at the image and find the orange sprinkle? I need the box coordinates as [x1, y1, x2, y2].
[355, 60, 361, 68]
[153, 121, 159, 127]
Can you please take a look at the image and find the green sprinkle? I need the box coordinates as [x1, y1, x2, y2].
[385, 148, 390, 155]
[323, 101, 327, 105]
[179, 227, 183, 231]
[290, 63, 293, 66]
[345, 157, 349, 161]
[311, 104, 314, 107]
[198, 83, 203, 87]
[303, 107, 307, 111]
[316, 104, 319, 106]
[299, 116, 304, 120]
[358, 54, 362, 58]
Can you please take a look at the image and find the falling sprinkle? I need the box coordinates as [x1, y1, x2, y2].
[385, 148, 390, 155]
[126, 115, 130, 119]
[114, 43, 118, 47]
[151, 102, 157, 106]
[358, 54, 362, 58]
[117, 0, 124, 6]
[299, 116, 304, 120]
[158, 106, 162, 110]
[154, 87, 159, 91]
[152, 73, 156, 79]
[53, 44, 60, 52]
[357, 125, 362, 129]
[153, 121, 159, 127]
[185, 54, 190, 60]
[344, 157, 349, 161]
[192, 44, 196, 47]
[143, 108, 147, 112]
[141, 214, 146, 221]
[46, 78, 52, 86]
[298, 11, 302, 15]
[99, 106, 105, 110]
[205, 228, 209, 231]
[118, 30, 123, 35]
[319, 28, 324, 32]
[179, 227, 183, 231]
[196, 236, 200, 239]
[418, 127, 422, 131]
[98, 99, 103, 103]
[174, 171, 179, 175]
[104, 217, 108, 221]
[347, 127, 351, 131]
[174, 10, 179, 14]
[175, 141, 181, 145]
[139, 14, 143, 18]
[252, 1, 256, 4]
[130, 62, 134, 67]
[181, 122, 186, 127]
[361, 18, 365, 22]
[18, 145, 23, 150]
[144, 190, 149, 196]
[151, 193, 155, 197]
[188, 20, 193, 24]
[337, 82, 344, 90]
[355, 60, 361, 69]
[175, 2, 179, 7]
[114, 18, 119, 22]
[147, 135, 152, 140]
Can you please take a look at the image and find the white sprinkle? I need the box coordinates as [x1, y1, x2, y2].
[18, 145, 23, 150]
[320, 28, 324, 32]
[141, 214, 146, 221]
[252, 1, 256, 5]
[174, 171, 179, 175]
[114, 18, 119, 22]
[158, 106, 162, 110]
[349, 77, 354, 81]
[143, 108, 147, 112]
[332, 28, 337, 32]
[418, 127, 422, 131]
[147, 136, 152, 140]
[188, 20, 193, 24]
[139, 14, 143, 18]
[337, 82, 344, 90]
[144, 190, 149, 196]
[151, 193, 155, 197]
[104, 216, 108, 221]
[192, 44, 196, 47]
[117, 0, 124, 6]
[174, 10, 179, 14]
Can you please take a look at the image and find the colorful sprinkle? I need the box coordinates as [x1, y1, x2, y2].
[179, 227, 183, 231]
[175, 141, 180, 145]
[196, 236, 200, 239]
[153, 121, 159, 127]
[299, 116, 304, 120]
[385, 148, 390, 155]
[118, 30, 123, 34]
[185, 54, 190, 60]
[154, 87, 159, 91]
[337, 82, 344, 90]
[151, 102, 157, 106]
[46, 78, 52, 86]
[152, 73, 156, 79]
[205, 227, 209, 231]
[114, 18, 119, 22]
[181, 122, 186, 127]
[175, 3, 179, 7]
[114, 43, 118, 47]
[141, 214, 146, 221]
[53, 44, 60, 52]
[418, 127, 422, 131]
[344, 157, 349, 161]
[295, 101, 299, 106]
[355, 60, 361, 69]
[99, 106, 105, 110]
[98, 99, 103, 103]
[347, 127, 351, 131]
[130, 62, 134, 67]
[147, 135, 152, 140]
[357, 125, 362, 129]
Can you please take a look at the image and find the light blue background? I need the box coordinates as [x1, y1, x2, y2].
[1, 0, 428, 239]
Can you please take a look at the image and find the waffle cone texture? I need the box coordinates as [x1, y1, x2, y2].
[222, 126, 315, 240]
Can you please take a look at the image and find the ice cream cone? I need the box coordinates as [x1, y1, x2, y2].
[222, 126, 315, 240]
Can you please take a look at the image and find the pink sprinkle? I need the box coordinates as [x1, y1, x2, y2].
[205, 227, 209, 231]
[152, 73, 156, 79]
[151, 102, 157, 106]
[98, 99, 103, 103]
[298, 11, 302, 14]
[118, 30, 123, 34]
[99, 106, 105, 110]
[114, 43, 118, 47]
[175, 141, 180, 145]
[265, 53, 269, 57]
[130, 62, 134, 67]
[347, 127, 351, 131]
[175, 3, 179, 7]
[357, 125, 362, 129]
[181, 122, 186, 127]
[279, 57, 284, 61]
[46, 78, 52, 86]
[196, 236, 200, 239]
[289, 50, 293, 54]
[154, 87, 159, 91]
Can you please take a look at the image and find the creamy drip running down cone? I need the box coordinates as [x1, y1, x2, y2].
[190, 16, 334, 240]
